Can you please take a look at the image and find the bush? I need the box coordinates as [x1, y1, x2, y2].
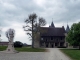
[14, 41, 23, 48]
[23, 43, 27, 47]
[58, 46, 67, 48]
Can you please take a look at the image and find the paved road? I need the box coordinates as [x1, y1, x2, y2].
[0, 48, 71, 60]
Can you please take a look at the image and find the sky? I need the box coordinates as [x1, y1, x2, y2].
[0, 0, 80, 45]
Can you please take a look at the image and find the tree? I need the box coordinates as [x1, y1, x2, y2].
[66, 22, 80, 49]
[0, 26, 2, 42]
[23, 43, 27, 47]
[14, 41, 23, 48]
[23, 13, 46, 48]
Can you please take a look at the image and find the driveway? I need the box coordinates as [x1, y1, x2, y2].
[0, 48, 71, 60]
[47, 48, 71, 60]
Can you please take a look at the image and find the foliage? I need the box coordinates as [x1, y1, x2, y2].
[60, 49, 80, 60]
[23, 43, 27, 47]
[23, 13, 46, 39]
[66, 22, 80, 49]
[14, 41, 23, 48]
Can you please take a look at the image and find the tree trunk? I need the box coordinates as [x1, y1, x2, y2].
[79, 46, 80, 50]
[32, 19, 34, 48]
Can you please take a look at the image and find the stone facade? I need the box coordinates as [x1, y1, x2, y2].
[40, 36, 66, 48]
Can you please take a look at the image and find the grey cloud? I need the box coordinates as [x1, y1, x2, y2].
[58, 0, 80, 22]
[42, 0, 80, 24]
[0, 0, 45, 25]
[0, 0, 80, 27]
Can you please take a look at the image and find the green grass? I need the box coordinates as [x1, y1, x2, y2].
[15, 47, 46, 52]
[60, 49, 80, 60]
[0, 46, 7, 51]
[0, 46, 46, 52]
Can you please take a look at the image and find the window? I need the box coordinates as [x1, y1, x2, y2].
[41, 42, 44, 46]
[51, 37, 53, 40]
[41, 38, 43, 40]
[56, 38, 58, 42]
[61, 37, 62, 40]
[46, 39, 47, 41]
[55, 43, 58, 46]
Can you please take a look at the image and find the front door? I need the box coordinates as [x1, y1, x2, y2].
[46, 44, 48, 47]
[51, 44, 54, 48]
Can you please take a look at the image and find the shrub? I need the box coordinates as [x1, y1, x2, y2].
[58, 46, 67, 48]
[14, 41, 23, 48]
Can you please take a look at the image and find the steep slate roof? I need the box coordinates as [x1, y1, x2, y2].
[40, 27, 66, 37]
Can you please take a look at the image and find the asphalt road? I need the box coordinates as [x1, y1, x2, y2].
[0, 48, 71, 60]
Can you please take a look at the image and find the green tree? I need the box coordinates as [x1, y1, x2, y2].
[66, 22, 80, 49]
[23, 13, 46, 48]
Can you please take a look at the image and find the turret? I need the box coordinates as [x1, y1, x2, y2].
[66, 25, 70, 33]
[49, 21, 55, 27]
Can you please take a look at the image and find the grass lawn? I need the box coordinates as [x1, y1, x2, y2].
[60, 49, 80, 60]
[15, 47, 46, 52]
[0, 46, 7, 51]
[0, 46, 46, 52]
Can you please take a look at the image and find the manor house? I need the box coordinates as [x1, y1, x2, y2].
[34, 21, 70, 48]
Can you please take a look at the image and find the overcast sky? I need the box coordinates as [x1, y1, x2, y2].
[0, 0, 80, 44]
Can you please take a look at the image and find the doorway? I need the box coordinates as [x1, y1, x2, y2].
[46, 44, 48, 47]
[51, 44, 54, 48]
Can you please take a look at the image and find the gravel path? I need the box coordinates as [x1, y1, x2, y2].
[48, 48, 71, 60]
[0, 48, 71, 60]
[0, 52, 49, 60]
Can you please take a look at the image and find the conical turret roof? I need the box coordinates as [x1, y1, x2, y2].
[50, 21, 55, 27]
[66, 25, 70, 33]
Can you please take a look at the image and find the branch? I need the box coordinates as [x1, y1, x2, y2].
[39, 17, 46, 26]
[27, 32, 32, 37]
[24, 29, 32, 31]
